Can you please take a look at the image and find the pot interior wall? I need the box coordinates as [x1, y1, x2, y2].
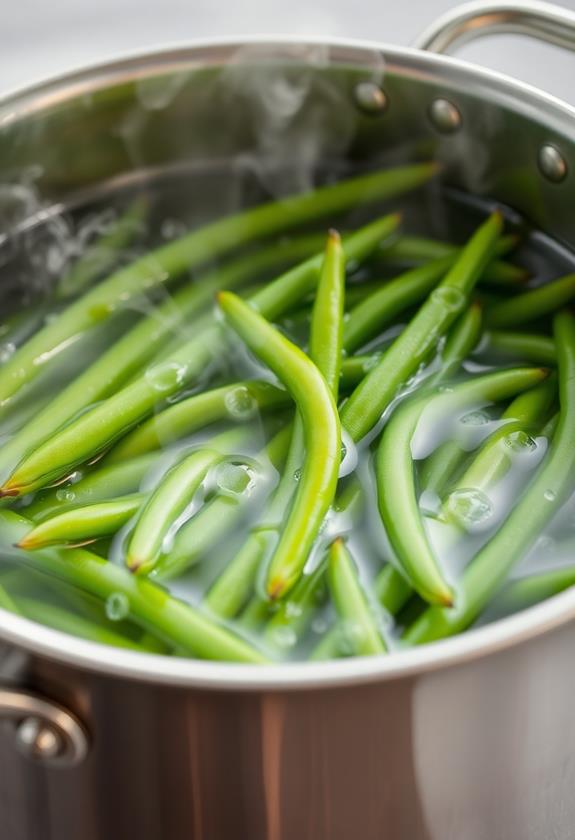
[0, 42, 574, 250]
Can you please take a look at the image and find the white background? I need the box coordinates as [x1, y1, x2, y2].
[1, 0, 575, 104]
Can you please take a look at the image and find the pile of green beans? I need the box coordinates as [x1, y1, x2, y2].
[0, 162, 574, 664]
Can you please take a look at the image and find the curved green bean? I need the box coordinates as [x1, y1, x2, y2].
[18, 494, 144, 549]
[342, 212, 504, 441]
[377, 367, 548, 606]
[2, 215, 397, 496]
[327, 538, 386, 656]
[404, 311, 575, 644]
[485, 273, 575, 328]
[218, 291, 340, 599]
[0, 165, 433, 406]
[1, 509, 268, 662]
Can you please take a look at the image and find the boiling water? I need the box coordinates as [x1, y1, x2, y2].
[0, 165, 574, 660]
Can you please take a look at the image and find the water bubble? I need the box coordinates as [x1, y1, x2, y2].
[544, 489, 556, 502]
[460, 410, 490, 426]
[446, 488, 494, 531]
[224, 385, 258, 420]
[311, 616, 328, 634]
[105, 592, 129, 622]
[215, 463, 256, 497]
[145, 361, 186, 392]
[293, 468, 302, 483]
[56, 488, 76, 503]
[161, 219, 187, 240]
[284, 601, 303, 619]
[0, 342, 16, 363]
[431, 287, 465, 311]
[504, 430, 538, 454]
[270, 626, 297, 650]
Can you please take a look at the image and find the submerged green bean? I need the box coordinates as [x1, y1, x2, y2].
[2, 510, 268, 662]
[377, 367, 548, 606]
[0, 165, 434, 406]
[2, 216, 397, 496]
[127, 428, 251, 574]
[485, 273, 575, 328]
[25, 454, 159, 521]
[492, 565, 575, 614]
[107, 380, 288, 462]
[0, 239, 311, 476]
[442, 376, 557, 520]
[327, 539, 386, 656]
[378, 233, 525, 286]
[483, 330, 557, 366]
[405, 311, 575, 644]
[342, 212, 504, 441]
[18, 494, 144, 549]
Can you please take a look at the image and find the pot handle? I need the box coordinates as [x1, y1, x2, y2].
[0, 687, 89, 768]
[414, 0, 575, 54]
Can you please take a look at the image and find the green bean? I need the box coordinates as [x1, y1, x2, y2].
[309, 230, 345, 395]
[25, 453, 159, 521]
[378, 234, 525, 287]
[264, 561, 327, 650]
[18, 494, 144, 549]
[485, 273, 575, 328]
[107, 380, 288, 462]
[14, 596, 166, 651]
[343, 256, 453, 353]
[482, 330, 557, 365]
[153, 484, 262, 582]
[1, 509, 268, 661]
[442, 376, 557, 519]
[374, 563, 414, 615]
[404, 311, 575, 644]
[55, 197, 148, 299]
[2, 215, 397, 496]
[0, 580, 20, 614]
[127, 428, 251, 574]
[218, 291, 340, 599]
[341, 212, 504, 441]
[420, 368, 554, 497]
[377, 367, 548, 606]
[0, 241, 306, 476]
[0, 166, 431, 406]
[327, 538, 386, 656]
[310, 558, 414, 661]
[490, 566, 575, 614]
[433, 302, 483, 382]
[333, 312, 484, 631]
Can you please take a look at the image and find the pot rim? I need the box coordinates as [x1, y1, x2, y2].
[1, 35, 575, 690]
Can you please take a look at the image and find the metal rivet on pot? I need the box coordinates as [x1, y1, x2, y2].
[538, 144, 568, 183]
[16, 717, 62, 761]
[429, 98, 462, 134]
[354, 82, 387, 115]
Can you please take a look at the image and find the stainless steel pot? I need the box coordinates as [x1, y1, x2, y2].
[2, 2, 575, 838]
